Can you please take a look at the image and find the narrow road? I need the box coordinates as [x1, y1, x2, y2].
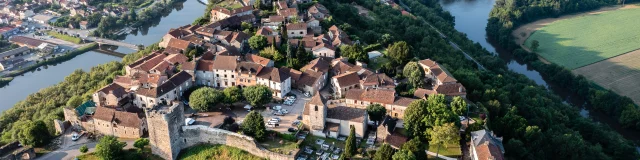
[425, 150, 458, 160]
[398, 0, 486, 70]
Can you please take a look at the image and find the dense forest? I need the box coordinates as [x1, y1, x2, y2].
[487, 0, 640, 132]
[319, 0, 639, 159]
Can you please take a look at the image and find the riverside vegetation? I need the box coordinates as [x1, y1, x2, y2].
[488, 0, 640, 138]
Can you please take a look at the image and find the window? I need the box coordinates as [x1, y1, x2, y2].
[225, 75, 227, 78]
[216, 74, 219, 77]
[291, 32, 294, 34]
[315, 106, 318, 111]
[225, 82, 228, 86]
[231, 75, 234, 78]
[232, 82, 235, 86]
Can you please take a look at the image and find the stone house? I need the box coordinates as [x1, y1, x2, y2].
[292, 57, 330, 95]
[211, 55, 239, 88]
[256, 67, 291, 98]
[418, 59, 458, 85]
[160, 29, 191, 48]
[195, 59, 216, 87]
[376, 116, 407, 149]
[303, 93, 368, 138]
[470, 129, 505, 160]
[286, 23, 307, 38]
[331, 71, 360, 98]
[244, 54, 274, 67]
[133, 71, 193, 108]
[92, 83, 129, 108]
[220, 32, 249, 51]
[311, 43, 335, 58]
[235, 61, 263, 88]
[345, 89, 417, 125]
[278, 8, 298, 20]
[261, 15, 285, 28]
[327, 25, 352, 46]
[92, 106, 146, 139]
[209, 6, 253, 22]
[307, 3, 329, 20]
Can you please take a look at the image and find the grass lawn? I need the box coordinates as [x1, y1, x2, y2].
[178, 144, 266, 160]
[525, 8, 640, 69]
[216, 0, 244, 10]
[77, 148, 163, 160]
[260, 137, 299, 155]
[47, 31, 82, 44]
[428, 143, 462, 158]
[369, 56, 390, 70]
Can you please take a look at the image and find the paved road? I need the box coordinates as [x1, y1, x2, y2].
[397, 0, 486, 70]
[37, 139, 136, 160]
[425, 150, 458, 160]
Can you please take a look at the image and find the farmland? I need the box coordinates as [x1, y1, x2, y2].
[524, 8, 640, 69]
[573, 49, 640, 105]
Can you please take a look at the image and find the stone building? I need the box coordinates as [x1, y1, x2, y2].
[92, 83, 130, 108]
[92, 106, 146, 139]
[344, 89, 417, 128]
[133, 71, 193, 108]
[146, 102, 185, 160]
[470, 129, 505, 160]
[303, 92, 368, 138]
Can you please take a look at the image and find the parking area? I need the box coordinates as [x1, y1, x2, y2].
[264, 90, 311, 133]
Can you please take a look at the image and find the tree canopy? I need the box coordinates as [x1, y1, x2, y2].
[387, 41, 411, 65]
[134, 138, 149, 151]
[340, 43, 368, 64]
[374, 143, 395, 160]
[401, 138, 426, 159]
[344, 125, 357, 157]
[366, 104, 387, 123]
[429, 123, 460, 148]
[241, 111, 267, 141]
[66, 96, 83, 108]
[392, 149, 416, 160]
[189, 87, 224, 112]
[402, 62, 424, 88]
[249, 35, 268, 51]
[96, 136, 126, 160]
[243, 85, 273, 107]
[18, 120, 51, 147]
[223, 86, 244, 105]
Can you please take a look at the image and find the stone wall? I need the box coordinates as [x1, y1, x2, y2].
[181, 125, 298, 160]
[146, 103, 185, 160]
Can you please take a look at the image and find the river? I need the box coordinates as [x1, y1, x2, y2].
[438, 0, 640, 148]
[0, 0, 206, 112]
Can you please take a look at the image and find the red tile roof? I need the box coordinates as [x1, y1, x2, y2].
[113, 111, 141, 128]
[333, 72, 360, 88]
[345, 89, 396, 104]
[211, 55, 239, 70]
[286, 23, 307, 30]
[196, 60, 215, 71]
[167, 38, 191, 51]
[245, 54, 272, 66]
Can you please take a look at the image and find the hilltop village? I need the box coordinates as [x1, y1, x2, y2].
[51, 1, 504, 160]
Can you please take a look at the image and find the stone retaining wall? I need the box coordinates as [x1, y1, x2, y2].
[181, 125, 298, 160]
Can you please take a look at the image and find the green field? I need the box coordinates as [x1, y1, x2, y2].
[178, 144, 266, 160]
[525, 8, 640, 69]
[47, 31, 82, 44]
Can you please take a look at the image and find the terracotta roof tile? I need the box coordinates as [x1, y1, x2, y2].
[181, 61, 196, 71]
[308, 91, 325, 106]
[167, 38, 191, 51]
[345, 89, 396, 104]
[286, 23, 307, 30]
[113, 111, 141, 128]
[435, 83, 466, 96]
[93, 106, 115, 122]
[244, 54, 272, 66]
[413, 88, 437, 99]
[196, 60, 215, 71]
[212, 55, 239, 70]
[135, 71, 192, 98]
[385, 132, 408, 149]
[236, 62, 263, 74]
[333, 72, 360, 88]
[301, 57, 331, 73]
[164, 53, 188, 64]
[257, 67, 290, 82]
[393, 97, 417, 106]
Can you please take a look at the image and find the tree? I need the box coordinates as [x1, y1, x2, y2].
[79, 144, 89, 153]
[18, 120, 51, 147]
[254, 0, 261, 9]
[344, 125, 357, 157]
[241, 111, 267, 141]
[374, 143, 395, 160]
[95, 136, 126, 160]
[340, 43, 368, 64]
[189, 87, 224, 112]
[223, 86, 243, 106]
[380, 33, 393, 46]
[296, 43, 312, 64]
[66, 95, 83, 107]
[402, 62, 424, 88]
[242, 22, 253, 33]
[531, 40, 539, 51]
[404, 99, 428, 139]
[243, 85, 272, 107]
[387, 41, 411, 65]
[401, 138, 426, 159]
[392, 149, 416, 160]
[366, 104, 386, 123]
[450, 96, 467, 117]
[429, 123, 460, 158]
[259, 46, 284, 61]
[133, 138, 149, 151]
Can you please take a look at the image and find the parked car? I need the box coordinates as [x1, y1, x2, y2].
[315, 150, 324, 156]
[288, 128, 297, 132]
[71, 132, 84, 141]
[281, 109, 289, 114]
[268, 119, 279, 123]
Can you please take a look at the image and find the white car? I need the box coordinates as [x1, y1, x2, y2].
[71, 132, 82, 141]
[268, 119, 279, 123]
[281, 109, 289, 114]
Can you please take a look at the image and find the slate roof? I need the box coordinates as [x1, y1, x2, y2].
[327, 106, 366, 122]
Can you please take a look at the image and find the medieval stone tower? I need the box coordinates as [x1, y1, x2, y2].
[145, 102, 185, 160]
[308, 92, 327, 136]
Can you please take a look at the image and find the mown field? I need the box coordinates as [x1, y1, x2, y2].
[573, 49, 640, 105]
[525, 8, 640, 69]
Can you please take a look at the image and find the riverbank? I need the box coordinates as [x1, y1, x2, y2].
[0, 43, 98, 81]
[0, 77, 12, 88]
